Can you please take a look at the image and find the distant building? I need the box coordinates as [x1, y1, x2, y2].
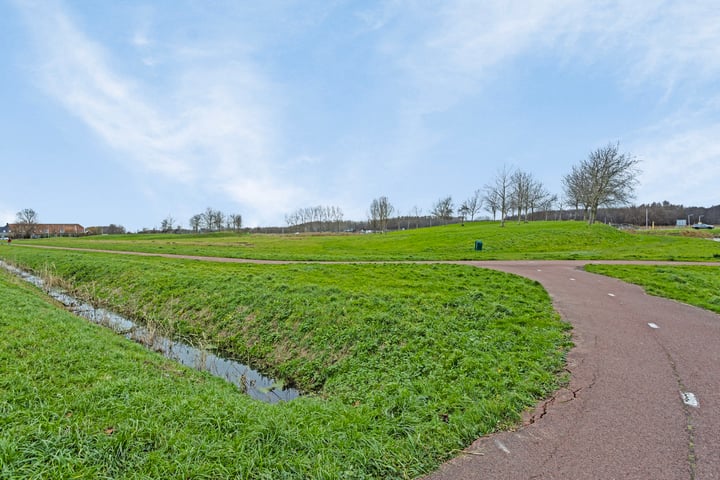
[0, 223, 10, 239]
[9, 223, 85, 238]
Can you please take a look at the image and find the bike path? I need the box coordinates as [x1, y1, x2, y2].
[427, 260, 719, 480]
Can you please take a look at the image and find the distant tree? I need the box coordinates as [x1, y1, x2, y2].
[458, 203, 470, 224]
[202, 207, 214, 231]
[538, 193, 558, 220]
[328, 206, 344, 232]
[484, 165, 514, 226]
[189, 214, 202, 233]
[160, 215, 175, 233]
[511, 170, 532, 223]
[563, 142, 641, 225]
[431, 196, 454, 223]
[214, 211, 225, 231]
[408, 205, 423, 229]
[369, 196, 394, 232]
[285, 205, 343, 232]
[483, 188, 500, 221]
[229, 213, 243, 232]
[200, 207, 225, 231]
[15, 208, 39, 238]
[461, 190, 483, 221]
[107, 224, 126, 234]
[511, 171, 553, 222]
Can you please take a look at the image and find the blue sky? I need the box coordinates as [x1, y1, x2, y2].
[1, 1, 719, 230]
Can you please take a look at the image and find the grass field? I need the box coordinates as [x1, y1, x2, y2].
[1, 220, 717, 479]
[0, 247, 571, 479]
[13, 221, 720, 261]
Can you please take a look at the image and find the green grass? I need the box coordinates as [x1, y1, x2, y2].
[14, 221, 720, 261]
[585, 264, 720, 314]
[0, 248, 571, 479]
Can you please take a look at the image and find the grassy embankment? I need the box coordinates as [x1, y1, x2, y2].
[0, 246, 570, 479]
[16, 221, 720, 261]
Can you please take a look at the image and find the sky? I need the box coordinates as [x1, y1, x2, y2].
[1, 0, 719, 231]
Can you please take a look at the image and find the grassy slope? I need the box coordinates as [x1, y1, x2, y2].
[585, 264, 720, 314]
[15, 221, 720, 261]
[0, 249, 570, 479]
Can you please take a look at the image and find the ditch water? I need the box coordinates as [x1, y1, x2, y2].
[0, 261, 300, 404]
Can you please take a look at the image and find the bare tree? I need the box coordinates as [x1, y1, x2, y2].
[538, 193, 558, 220]
[408, 205, 423, 229]
[15, 208, 39, 238]
[431, 196, 454, 223]
[511, 170, 532, 223]
[285, 205, 343, 232]
[563, 142, 641, 225]
[369, 196, 394, 232]
[189, 214, 202, 233]
[107, 224, 126, 234]
[562, 165, 591, 220]
[527, 180, 551, 218]
[229, 214, 243, 232]
[484, 165, 514, 226]
[329, 206, 344, 232]
[160, 215, 176, 233]
[214, 211, 225, 231]
[461, 190, 483, 221]
[483, 188, 500, 221]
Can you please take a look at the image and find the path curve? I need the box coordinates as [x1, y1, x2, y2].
[427, 260, 720, 480]
[13, 245, 720, 478]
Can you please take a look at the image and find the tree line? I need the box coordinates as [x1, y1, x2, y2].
[10, 142, 717, 235]
[187, 208, 243, 233]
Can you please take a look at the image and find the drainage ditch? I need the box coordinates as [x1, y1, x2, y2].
[1, 261, 300, 403]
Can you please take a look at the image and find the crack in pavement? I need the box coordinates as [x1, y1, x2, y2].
[655, 337, 698, 480]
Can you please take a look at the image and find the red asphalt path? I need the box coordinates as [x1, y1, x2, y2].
[427, 260, 720, 480]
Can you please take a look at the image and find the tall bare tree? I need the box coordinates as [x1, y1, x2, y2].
[15, 208, 39, 238]
[160, 215, 176, 233]
[563, 142, 641, 225]
[431, 196, 454, 223]
[369, 196, 394, 232]
[461, 190, 483, 221]
[189, 214, 202, 233]
[484, 165, 514, 226]
[229, 214, 243, 232]
[511, 170, 532, 223]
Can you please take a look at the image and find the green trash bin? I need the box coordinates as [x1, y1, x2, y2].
[474, 240, 483, 251]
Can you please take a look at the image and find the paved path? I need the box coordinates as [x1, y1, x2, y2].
[427, 260, 720, 480]
[13, 246, 720, 478]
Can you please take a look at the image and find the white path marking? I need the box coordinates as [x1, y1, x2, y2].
[569, 278, 576, 281]
[648, 323, 659, 329]
[494, 439, 510, 454]
[537, 269, 542, 272]
[608, 293, 616, 297]
[681, 392, 699, 408]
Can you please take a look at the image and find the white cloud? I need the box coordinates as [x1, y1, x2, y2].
[15, 0, 300, 225]
[382, 0, 720, 108]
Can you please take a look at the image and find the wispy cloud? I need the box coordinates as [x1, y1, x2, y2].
[393, 0, 719, 95]
[15, 0, 301, 224]
[375, 0, 720, 204]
